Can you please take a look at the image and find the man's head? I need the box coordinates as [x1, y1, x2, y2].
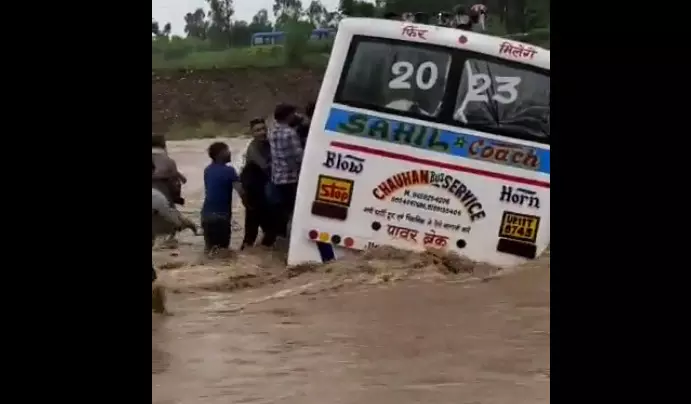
[208, 141, 231, 164]
[274, 103, 297, 125]
[249, 118, 268, 139]
[152, 134, 167, 150]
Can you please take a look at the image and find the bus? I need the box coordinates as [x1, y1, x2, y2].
[251, 28, 336, 46]
[251, 31, 284, 46]
[287, 18, 549, 268]
[309, 27, 337, 40]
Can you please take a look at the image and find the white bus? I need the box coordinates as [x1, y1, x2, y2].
[287, 17, 549, 268]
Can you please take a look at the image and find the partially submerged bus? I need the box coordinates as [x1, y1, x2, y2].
[287, 18, 549, 268]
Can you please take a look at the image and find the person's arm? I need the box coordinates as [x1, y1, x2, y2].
[233, 182, 246, 201]
[226, 166, 250, 207]
[245, 140, 270, 171]
[152, 189, 197, 233]
[152, 156, 186, 184]
[177, 171, 187, 184]
[288, 128, 304, 166]
[152, 189, 183, 228]
[152, 157, 172, 180]
[151, 169, 166, 181]
[168, 157, 187, 184]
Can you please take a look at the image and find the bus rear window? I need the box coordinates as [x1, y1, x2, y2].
[337, 39, 452, 117]
[454, 59, 550, 140]
[335, 36, 550, 144]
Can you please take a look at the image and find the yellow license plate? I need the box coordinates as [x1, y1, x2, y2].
[498, 211, 540, 243]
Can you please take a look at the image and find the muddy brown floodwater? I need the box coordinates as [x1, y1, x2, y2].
[152, 138, 550, 404]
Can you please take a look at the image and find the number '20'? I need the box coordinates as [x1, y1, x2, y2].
[388, 61, 439, 90]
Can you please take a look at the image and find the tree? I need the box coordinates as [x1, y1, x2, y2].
[206, 0, 235, 46]
[352, 1, 376, 17]
[152, 19, 172, 37]
[324, 11, 342, 28]
[229, 20, 253, 46]
[273, 0, 303, 19]
[251, 8, 270, 27]
[339, 0, 354, 15]
[306, 1, 328, 26]
[250, 8, 273, 31]
[274, 0, 305, 30]
[184, 8, 209, 39]
[283, 18, 313, 65]
[340, 0, 377, 17]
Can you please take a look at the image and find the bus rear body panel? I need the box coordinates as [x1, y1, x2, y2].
[288, 18, 550, 268]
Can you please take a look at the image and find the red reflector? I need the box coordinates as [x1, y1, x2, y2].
[308, 230, 318, 239]
[344, 237, 354, 248]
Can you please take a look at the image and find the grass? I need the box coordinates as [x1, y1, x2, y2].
[153, 46, 284, 69]
[152, 41, 332, 70]
[164, 121, 249, 140]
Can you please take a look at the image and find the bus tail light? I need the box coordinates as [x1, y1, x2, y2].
[308, 229, 358, 250]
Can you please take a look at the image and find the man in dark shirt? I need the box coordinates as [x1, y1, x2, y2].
[240, 118, 278, 249]
[201, 142, 246, 253]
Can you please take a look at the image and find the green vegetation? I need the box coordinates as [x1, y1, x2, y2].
[152, 37, 333, 69]
[152, 0, 550, 70]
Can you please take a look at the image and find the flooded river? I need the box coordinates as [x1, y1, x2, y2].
[152, 138, 550, 404]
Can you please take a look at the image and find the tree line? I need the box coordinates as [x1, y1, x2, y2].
[152, 0, 549, 48]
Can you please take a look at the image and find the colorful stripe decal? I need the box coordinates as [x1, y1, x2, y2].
[324, 107, 550, 175]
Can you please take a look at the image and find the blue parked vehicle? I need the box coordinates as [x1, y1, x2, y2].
[251, 28, 336, 46]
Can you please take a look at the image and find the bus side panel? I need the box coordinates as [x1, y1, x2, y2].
[290, 110, 550, 268]
[288, 27, 358, 265]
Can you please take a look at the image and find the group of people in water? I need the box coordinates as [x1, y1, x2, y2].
[151, 102, 314, 312]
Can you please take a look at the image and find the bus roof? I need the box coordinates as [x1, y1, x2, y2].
[337, 18, 549, 71]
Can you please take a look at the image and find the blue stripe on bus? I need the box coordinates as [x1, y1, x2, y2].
[324, 108, 550, 175]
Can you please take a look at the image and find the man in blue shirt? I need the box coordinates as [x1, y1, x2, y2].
[201, 142, 246, 253]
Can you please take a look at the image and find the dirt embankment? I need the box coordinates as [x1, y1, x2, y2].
[152, 68, 325, 135]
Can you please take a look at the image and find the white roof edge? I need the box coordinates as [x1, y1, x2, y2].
[338, 17, 549, 71]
